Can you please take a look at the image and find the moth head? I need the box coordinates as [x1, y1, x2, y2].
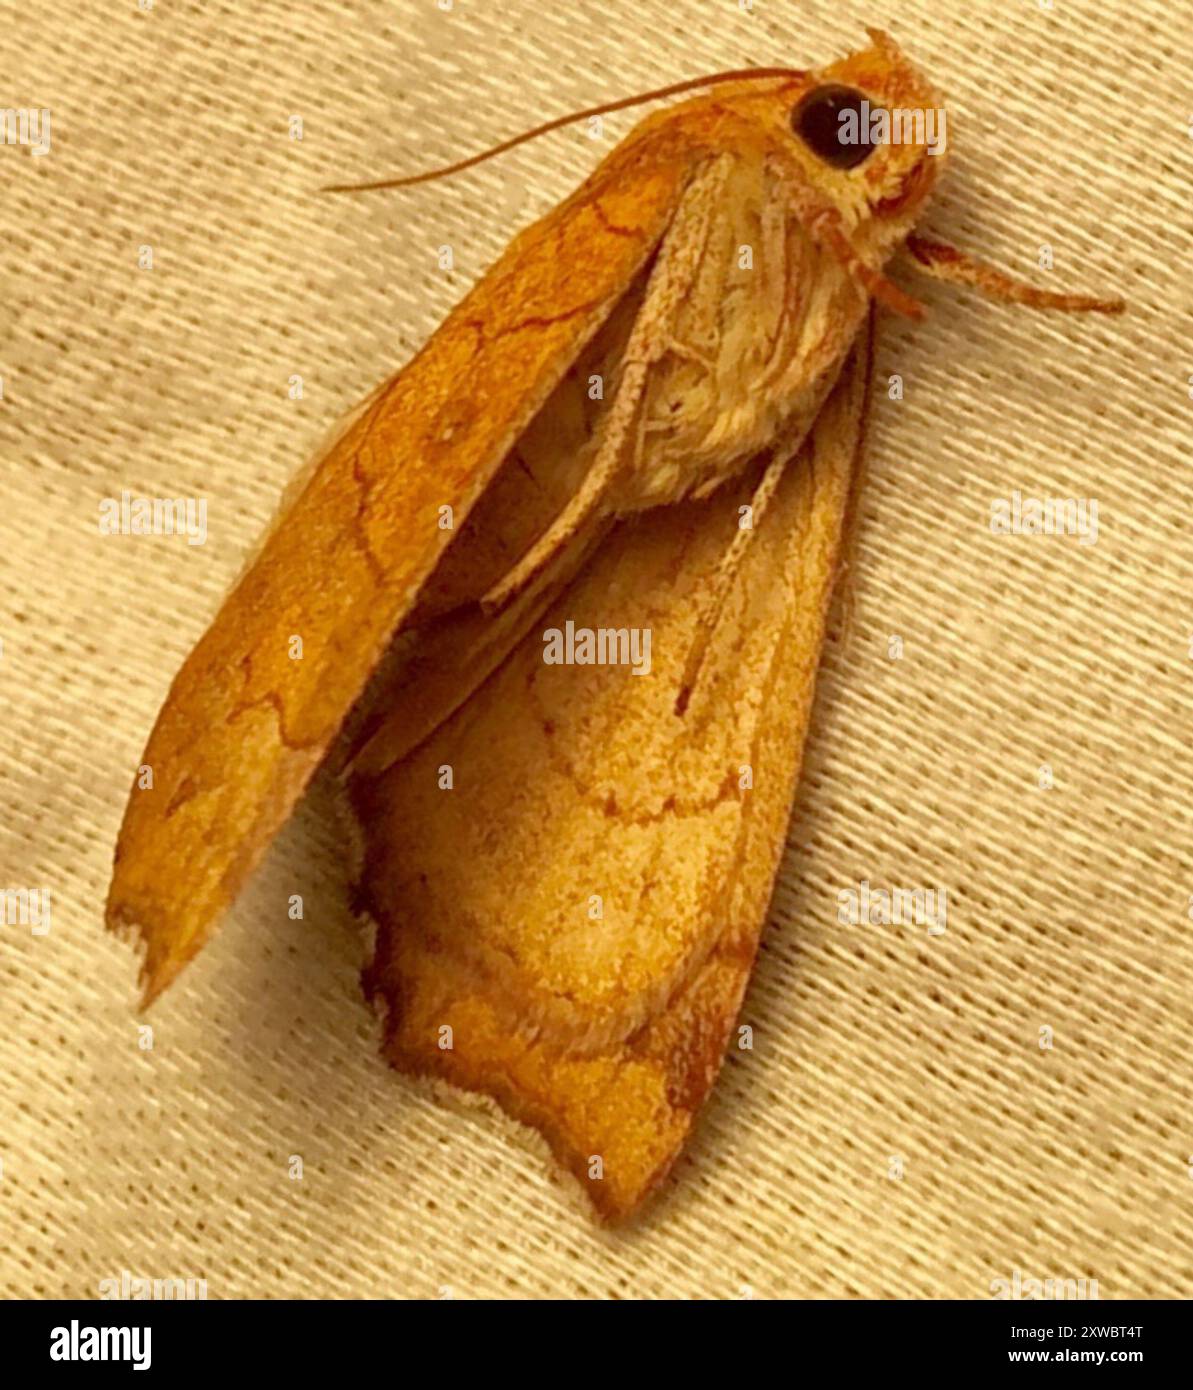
[324, 32, 1122, 320]
[785, 28, 947, 256]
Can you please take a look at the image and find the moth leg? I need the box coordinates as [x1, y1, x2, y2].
[775, 165, 925, 320]
[483, 222, 712, 611]
[484, 324, 720, 610]
[483, 335, 706, 618]
[640, 339, 718, 433]
[662, 337, 717, 373]
[484, 155, 731, 614]
[905, 235, 1125, 313]
[480, 365, 647, 614]
[675, 447, 789, 715]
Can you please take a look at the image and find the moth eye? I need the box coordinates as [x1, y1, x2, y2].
[791, 84, 877, 170]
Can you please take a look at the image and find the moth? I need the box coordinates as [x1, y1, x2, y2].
[106, 29, 1122, 1220]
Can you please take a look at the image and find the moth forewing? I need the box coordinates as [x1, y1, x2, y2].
[352, 316, 875, 1221]
[344, 276, 651, 775]
[104, 125, 704, 1003]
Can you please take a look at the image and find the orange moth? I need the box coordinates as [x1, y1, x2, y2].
[107, 29, 1122, 1219]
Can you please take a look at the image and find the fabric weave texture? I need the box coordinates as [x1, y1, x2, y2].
[1, 0, 1189, 1298]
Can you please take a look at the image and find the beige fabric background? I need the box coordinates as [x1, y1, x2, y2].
[2, 0, 1190, 1299]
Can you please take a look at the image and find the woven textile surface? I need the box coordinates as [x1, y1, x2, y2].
[2, 0, 1190, 1298]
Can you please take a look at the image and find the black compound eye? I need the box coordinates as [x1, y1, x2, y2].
[791, 84, 878, 170]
